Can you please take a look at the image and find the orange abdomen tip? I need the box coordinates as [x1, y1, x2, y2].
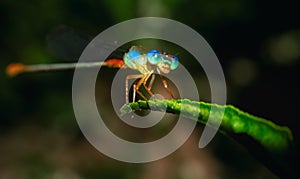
[6, 63, 25, 77]
[105, 59, 125, 68]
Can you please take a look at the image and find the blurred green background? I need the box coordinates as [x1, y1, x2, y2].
[1, 0, 299, 178]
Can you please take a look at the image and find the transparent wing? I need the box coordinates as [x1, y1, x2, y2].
[6, 26, 128, 76]
[47, 25, 127, 61]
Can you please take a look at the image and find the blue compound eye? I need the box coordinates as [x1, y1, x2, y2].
[147, 50, 162, 65]
[170, 55, 179, 70]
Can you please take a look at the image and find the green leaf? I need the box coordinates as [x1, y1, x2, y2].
[120, 99, 293, 154]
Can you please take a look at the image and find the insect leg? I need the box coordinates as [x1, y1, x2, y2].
[125, 74, 144, 104]
[134, 75, 149, 102]
[147, 73, 156, 91]
[132, 84, 137, 102]
[159, 74, 175, 99]
[142, 73, 155, 97]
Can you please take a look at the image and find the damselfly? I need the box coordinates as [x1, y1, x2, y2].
[6, 26, 179, 104]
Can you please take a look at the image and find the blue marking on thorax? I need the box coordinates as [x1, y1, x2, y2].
[124, 49, 148, 73]
[127, 50, 141, 59]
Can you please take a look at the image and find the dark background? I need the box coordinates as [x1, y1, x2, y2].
[1, 0, 299, 178]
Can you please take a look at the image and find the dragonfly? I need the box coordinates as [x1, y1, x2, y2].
[6, 26, 179, 104]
